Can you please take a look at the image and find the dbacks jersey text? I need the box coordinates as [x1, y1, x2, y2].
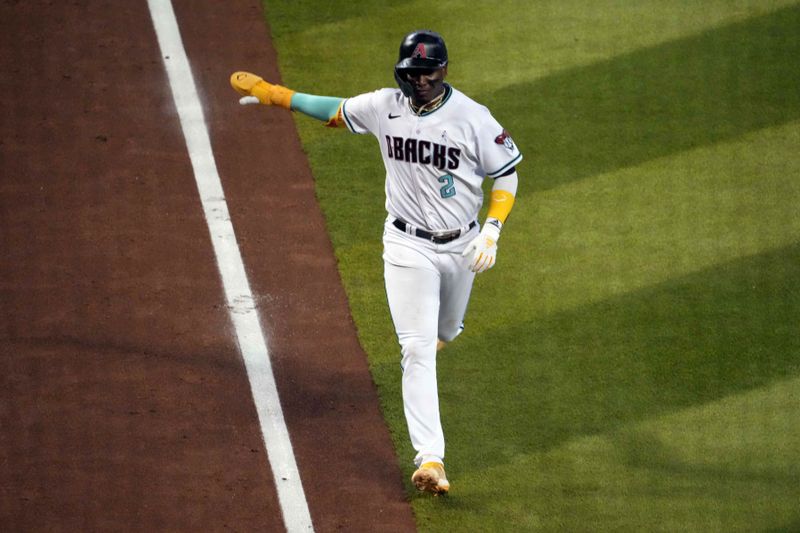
[341, 85, 522, 232]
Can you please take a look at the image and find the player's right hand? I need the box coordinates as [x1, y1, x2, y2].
[229, 71, 295, 109]
[461, 223, 500, 273]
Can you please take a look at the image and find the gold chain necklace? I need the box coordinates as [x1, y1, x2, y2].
[411, 86, 447, 115]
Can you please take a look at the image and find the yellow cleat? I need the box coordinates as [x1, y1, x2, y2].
[412, 462, 450, 495]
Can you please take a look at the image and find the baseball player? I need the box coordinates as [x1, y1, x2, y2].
[231, 29, 521, 495]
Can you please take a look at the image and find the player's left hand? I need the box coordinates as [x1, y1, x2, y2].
[461, 223, 501, 273]
[230, 71, 295, 109]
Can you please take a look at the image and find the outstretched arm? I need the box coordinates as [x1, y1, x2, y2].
[230, 71, 346, 127]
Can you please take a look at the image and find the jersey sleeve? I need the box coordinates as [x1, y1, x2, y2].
[340, 89, 384, 135]
[478, 113, 523, 178]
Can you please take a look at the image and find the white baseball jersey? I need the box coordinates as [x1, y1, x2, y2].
[341, 85, 522, 232]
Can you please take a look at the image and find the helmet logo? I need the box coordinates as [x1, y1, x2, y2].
[413, 43, 427, 59]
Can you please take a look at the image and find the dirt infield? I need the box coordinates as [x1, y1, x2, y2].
[0, 1, 415, 531]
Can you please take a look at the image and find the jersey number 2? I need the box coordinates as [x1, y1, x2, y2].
[438, 174, 456, 198]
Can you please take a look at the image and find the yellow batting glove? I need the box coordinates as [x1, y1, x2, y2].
[230, 71, 294, 109]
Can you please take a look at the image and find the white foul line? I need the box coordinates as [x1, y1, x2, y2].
[146, 1, 314, 531]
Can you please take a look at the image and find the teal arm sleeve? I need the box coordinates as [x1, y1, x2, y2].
[290, 93, 344, 122]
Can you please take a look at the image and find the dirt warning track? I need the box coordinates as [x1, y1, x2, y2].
[0, 1, 415, 530]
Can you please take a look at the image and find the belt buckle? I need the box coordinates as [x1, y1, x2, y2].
[431, 229, 459, 244]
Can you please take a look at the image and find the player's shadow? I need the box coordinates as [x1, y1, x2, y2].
[441, 241, 800, 459]
[481, 3, 800, 193]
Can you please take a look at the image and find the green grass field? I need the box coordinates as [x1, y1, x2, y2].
[263, 1, 800, 530]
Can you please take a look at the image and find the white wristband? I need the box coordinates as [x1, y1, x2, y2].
[481, 220, 501, 241]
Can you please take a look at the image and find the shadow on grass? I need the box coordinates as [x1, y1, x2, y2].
[444, 241, 800, 460]
[616, 425, 800, 487]
[264, 1, 413, 34]
[483, 4, 800, 192]
[767, 521, 800, 533]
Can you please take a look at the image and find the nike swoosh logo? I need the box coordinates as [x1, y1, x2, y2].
[388, 113, 401, 119]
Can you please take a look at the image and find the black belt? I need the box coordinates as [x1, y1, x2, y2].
[392, 218, 476, 244]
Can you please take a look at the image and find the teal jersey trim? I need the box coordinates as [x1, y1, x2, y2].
[341, 98, 357, 132]
[487, 153, 523, 178]
[290, 93, 344, 122]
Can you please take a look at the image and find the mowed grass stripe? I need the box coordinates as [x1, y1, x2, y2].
[506, 120, 800, 319]
[454, 375, 800, 532]
[486, 3, 800, 193]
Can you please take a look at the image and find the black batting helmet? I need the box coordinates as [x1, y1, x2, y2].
[394, 30, 448, 97]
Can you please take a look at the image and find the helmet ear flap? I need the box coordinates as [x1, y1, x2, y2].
[394, 68, 414, 97]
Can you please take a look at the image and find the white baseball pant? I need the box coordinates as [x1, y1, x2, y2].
[382, 217, 478, 466]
